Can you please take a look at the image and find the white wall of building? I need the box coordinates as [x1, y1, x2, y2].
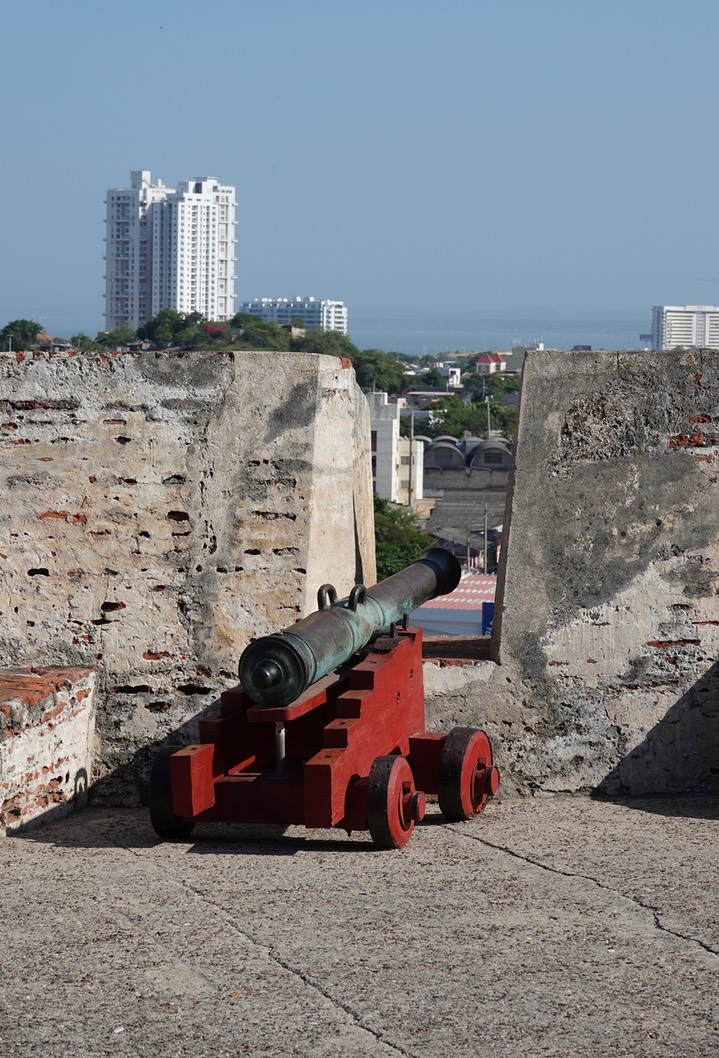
[368, 392, 423, 506]
[652, 305, 719, 350]
[240, 297, 348, 335]
[397, 434, 424, 506]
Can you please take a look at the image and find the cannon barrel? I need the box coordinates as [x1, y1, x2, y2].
[239, 547, 461, 707]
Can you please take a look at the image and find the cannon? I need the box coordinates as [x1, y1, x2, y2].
[150, 548, 499, 848]
[240, 547, 462, 707]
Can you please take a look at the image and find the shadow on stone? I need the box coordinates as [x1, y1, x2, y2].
[88, 694, 226, 809]
[10, 687, 376, 851]
[596, 659, 719, 812]
[590, 793, 719, 821]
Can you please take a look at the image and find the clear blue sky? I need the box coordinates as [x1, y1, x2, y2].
[2, 0, 718, 336]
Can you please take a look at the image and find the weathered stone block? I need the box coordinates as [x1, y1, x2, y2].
[425, 349, 719, 796]
[0, 667, 95, 832]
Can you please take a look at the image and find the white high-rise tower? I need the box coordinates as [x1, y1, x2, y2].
[104, 171, 236, 331]
[651, 305, 719, 350]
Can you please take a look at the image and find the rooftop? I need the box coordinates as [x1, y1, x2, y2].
[2, 797, 716, 1055]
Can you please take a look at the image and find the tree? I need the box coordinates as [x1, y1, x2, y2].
[416, 368, 446, 389]
[95, 324, 136, 349]
[373, 495, 430, 580]
[465, 372, 520, 401]
[422, 394, 516, 440]
[0, 319, 43, 351]
[204, 323, 227, 342]
[183, 311, 207, 328]
[71, 333, 101, 352]
[134, 309, 217, 349]
[137, 308, 184, 347]
[346, 348, 407, 394]
[175, 326, 206, 350]
[294, 329, 360, 359]
[229, 313, 291, 351]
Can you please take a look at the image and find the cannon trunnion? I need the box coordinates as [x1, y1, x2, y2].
[150, 550, 499, 849]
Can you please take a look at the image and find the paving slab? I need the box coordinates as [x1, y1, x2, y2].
[0, 796, 717, 1058]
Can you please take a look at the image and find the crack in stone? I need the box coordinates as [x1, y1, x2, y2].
[453, 827, 719, 959]
[179, 879, 419, 1058]
[119, 842, 417, 1058]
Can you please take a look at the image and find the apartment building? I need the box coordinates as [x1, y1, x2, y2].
[368, 392, 423, 506]
[240, 296, 348, 335]
[104, 171, 236, 331]
[651, 305, 719, 350]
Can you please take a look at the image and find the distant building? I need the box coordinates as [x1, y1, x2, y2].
[422, 436, 511, 573]
[368, 392, 423, 506]
[410, 571, 497, 637]
[240, 297, 348, 335]
[651, 305, 719, 350]
[475, 352, 506, 375]
[104, 170, 236, 331]
[435, 362, 463, 387]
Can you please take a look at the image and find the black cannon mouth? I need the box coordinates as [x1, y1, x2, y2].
[416, 548, 462, 598]
[239, 633, 315, 708]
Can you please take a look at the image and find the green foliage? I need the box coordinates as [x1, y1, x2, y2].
[373, 495, 430, 580]
[423, 394, 516, 440]
[175, 326, 207, 350]
[347, 348, 407, 394]
[95, 324, 135, 349]
[229, 313, 291, 351]
[0, 319, 43, 351]
[137, 308, 185, 346]
[294, 329, 359, 358]
[416, 368, 446, 389]
[465, 372, 520, 400]
[71, 332, 101, 352]
[488, 403, 517, 438]
[136, 309, 218, 348]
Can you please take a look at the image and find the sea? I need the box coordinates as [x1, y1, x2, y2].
[349, 315, 650, 358]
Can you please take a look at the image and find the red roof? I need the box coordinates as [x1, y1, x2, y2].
[416, 572, 496, 611]
[476, 352, 504, 364]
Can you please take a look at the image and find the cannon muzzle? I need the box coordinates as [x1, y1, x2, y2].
[239, 547, 461, 707]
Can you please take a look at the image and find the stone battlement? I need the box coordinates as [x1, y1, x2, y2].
[0, 349, 374, 804]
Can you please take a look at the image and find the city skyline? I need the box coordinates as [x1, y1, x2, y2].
[2, 0, 719, 339]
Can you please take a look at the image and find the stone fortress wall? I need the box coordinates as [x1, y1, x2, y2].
[427, 348, 719, 797]
[0, 349, 375, 808]
[1, 345, 718, 825]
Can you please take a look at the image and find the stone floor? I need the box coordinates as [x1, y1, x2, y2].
[1, 795, 717, 1057]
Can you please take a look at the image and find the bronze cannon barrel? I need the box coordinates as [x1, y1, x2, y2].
[239, 547, 461, 707]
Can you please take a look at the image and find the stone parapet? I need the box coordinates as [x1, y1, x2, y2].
[425, 349, 719, 796]
[0, 349, 374, 801]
